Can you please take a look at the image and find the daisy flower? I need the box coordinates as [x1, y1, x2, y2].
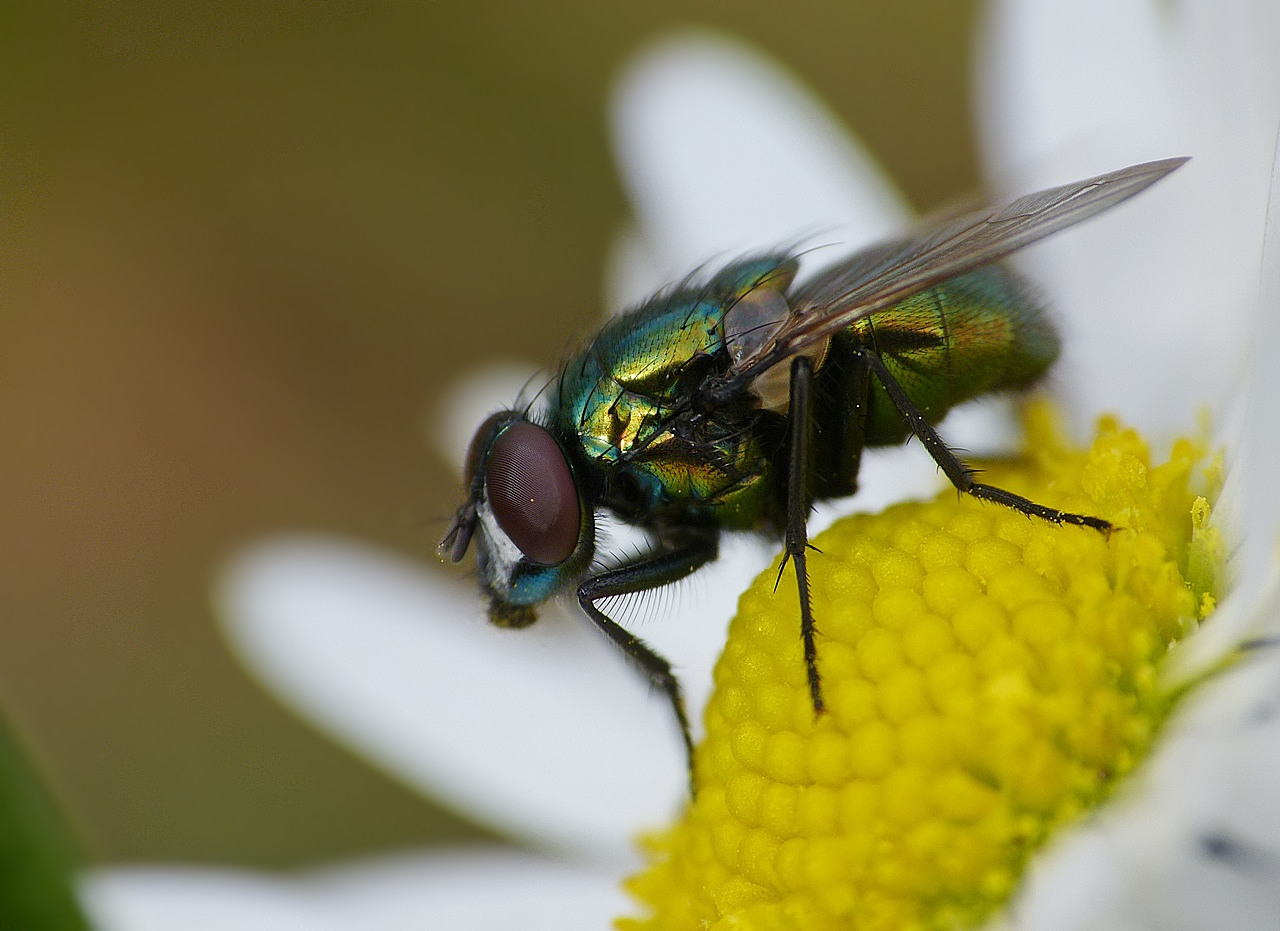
[83, 4, 1280, 927]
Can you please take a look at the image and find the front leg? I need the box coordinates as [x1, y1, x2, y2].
[577, 526, 719, 791]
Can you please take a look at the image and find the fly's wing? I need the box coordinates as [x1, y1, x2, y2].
[722, 157, 1188, 389]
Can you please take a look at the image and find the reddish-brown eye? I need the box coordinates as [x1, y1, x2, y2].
[485, 421, 580, 566]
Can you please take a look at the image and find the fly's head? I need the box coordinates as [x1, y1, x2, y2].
[442, 410, 594, 628]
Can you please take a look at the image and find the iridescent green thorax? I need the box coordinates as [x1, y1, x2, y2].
[555, 258, 796, 530]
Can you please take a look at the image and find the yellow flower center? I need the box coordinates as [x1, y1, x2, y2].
[621, 402, 1222, 931]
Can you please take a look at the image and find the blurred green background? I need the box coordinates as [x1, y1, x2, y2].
[0, 2, 980, 869]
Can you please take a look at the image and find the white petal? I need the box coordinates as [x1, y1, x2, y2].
[83, 849, 630, 931]
[85, 868, 326, 931]
[217, 536, 693, 864]
[1231, 130, 1280, 609]
[1166, 131, 1280, 680]
[976, 0, 1173, 179]
[976, 0, 1277, 439]
[611, 30, 908, 287]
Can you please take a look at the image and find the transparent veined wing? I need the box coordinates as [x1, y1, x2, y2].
[715, 157, 1188, 396]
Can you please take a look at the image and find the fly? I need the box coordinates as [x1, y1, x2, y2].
[442, 157, 1188, 786]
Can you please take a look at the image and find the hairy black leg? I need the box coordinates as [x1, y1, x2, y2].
[781, 356, 824, 714]
[577, 530, 719, 792]
[857, 348, 1112, 533]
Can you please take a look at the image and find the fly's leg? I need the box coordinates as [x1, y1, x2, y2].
[782, 356, 825, 714]
[577, 529, 718, 792]
[856, 348, 1112, 533]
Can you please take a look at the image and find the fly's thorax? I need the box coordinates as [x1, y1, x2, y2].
[557, 253, 801, 458]
[549, 259, 806, 534]
[556, 285, 734, 482]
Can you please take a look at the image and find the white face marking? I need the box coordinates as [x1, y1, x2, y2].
[475, 491, 525, 596]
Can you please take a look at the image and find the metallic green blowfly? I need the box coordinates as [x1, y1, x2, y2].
[443, 157, 1187, 782]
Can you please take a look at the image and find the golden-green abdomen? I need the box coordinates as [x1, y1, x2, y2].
[848, 265, 1059, 444]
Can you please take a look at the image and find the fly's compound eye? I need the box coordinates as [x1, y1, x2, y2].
[485, 421, 580, 566]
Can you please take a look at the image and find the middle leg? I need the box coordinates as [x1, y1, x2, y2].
[782, 355, 825, 714]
